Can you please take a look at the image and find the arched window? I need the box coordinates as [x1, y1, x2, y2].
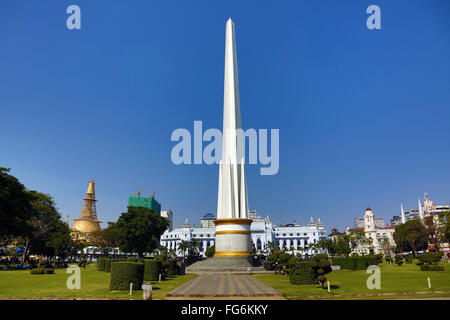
[256, 238, 262, 250]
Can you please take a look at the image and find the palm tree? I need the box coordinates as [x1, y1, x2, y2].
[308, 242, 320, 256]
[266, 241, 278, 253]
[178, 240, 190, 263]
[188, 239, 203, 257]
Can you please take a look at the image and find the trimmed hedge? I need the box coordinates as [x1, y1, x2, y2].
[165, 260, 177, 277]
[289, 261, 316, 285]
[30, 268, 45, 274]
[421, 265, 444, 271]
[263, 261, 274, 271]
[110, 262, 144, 290]
[44, 268, 55, 274]
[105, 259, 112, 272]
[144, 260, 162, 281]
[331, 257, 376, 270]
[97, 257, 107, 271]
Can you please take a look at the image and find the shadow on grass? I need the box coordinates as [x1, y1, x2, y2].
[330, 285, 340, 289]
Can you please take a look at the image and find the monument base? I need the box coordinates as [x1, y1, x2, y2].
[213, 218, 252, 257]
[185, 256, 267, 274]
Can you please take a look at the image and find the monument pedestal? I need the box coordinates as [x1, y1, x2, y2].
[213, 218, 252, 257]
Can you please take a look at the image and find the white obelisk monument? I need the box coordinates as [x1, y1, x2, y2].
[214, 18, 253, 258]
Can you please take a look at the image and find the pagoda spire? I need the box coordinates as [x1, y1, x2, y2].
[72, 179, 102, 235]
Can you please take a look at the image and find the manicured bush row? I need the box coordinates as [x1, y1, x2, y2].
[110, 262, 144, 290]
[144, 260, 162, 281]
[44, 268, 55, 274]
[97, 257, 107, 271]
[289, 261, 316, 285]
[420, 265, 444, 271]
[30, 268, 45, 274]
[105, 259, 112, 272]
[164, 260, 177, 277]
[331, 257, 378, 270]
[263, 261, 274, 271]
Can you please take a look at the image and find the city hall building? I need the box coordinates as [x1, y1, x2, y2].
[160, 211, 328, 257]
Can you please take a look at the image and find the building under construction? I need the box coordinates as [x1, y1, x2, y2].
[127, 190, 161, 214]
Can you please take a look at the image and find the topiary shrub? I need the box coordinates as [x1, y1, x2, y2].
[144, 260, 162, 281]
[395, 255, 404, 266]
[30, 268, 45, 274]
[110, 262, 144, 290]
[78, 259, 87, 269]
[421, 265, 444, 271]
[44, 268, 55, 274]
[205, 245, 215, 258]
[289, 261, 316, 285]
[405, 254, 414, 264]
[311, 254, 332, 288]
[97, 257, 107, 271]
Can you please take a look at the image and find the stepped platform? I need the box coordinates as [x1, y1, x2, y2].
[166, 274, 283, 299]
[185, 257, 270, 274]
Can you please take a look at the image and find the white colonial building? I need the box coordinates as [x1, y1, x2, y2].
[160, 211, 328, 257]
[347, 207, 397, 255]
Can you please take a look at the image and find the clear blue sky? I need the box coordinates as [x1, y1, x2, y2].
[1, 0, 449, 232]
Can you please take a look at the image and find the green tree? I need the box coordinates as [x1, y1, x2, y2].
[0, 168, 34, 242]
[418, 252, 442, 265]
[188, 238, 203, 256]
[112, 206, 169, 257]
[395, 255, 404, 266]
[334, 235, 352, 256]
[348, 229, 372, 252]
[205, 245, 215, 258]
[25, 191, 66, 258]
[265, 241, 278, 253]
[380, 238, 394, 256]
[438, 211, 450, 243]
[178, 240, 190, 259]
[393, 218, 428, 255]
[87, 227, 125, 256]
[45, 222, 73, 258]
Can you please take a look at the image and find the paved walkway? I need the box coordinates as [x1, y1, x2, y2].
[166, 274, 283, 299]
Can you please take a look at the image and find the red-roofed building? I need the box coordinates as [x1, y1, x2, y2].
[346, 207, 397, 255]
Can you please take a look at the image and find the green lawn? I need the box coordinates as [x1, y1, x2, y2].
[253, 261, 450, 300]
[0, 264, 197, 300]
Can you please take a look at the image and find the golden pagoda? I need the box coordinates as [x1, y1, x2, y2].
[72, 180, 102, 235]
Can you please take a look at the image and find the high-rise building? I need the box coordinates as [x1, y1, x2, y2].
[200, 213, 216, 228]
[161, 209, 173, 231]
[396, 192, 449, 224]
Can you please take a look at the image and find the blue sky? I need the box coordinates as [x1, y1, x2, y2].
[1, 0, 449, 232]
